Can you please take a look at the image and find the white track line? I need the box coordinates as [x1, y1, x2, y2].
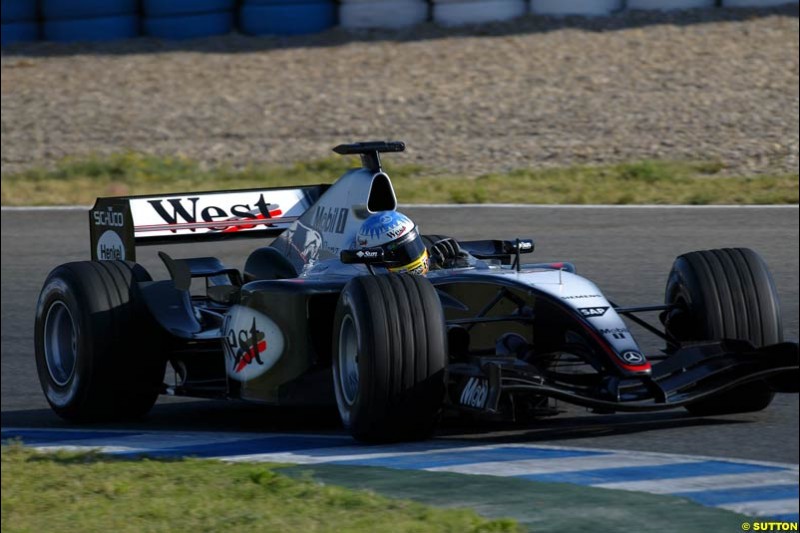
[719, 499, 800, 517]
[594, 470, 800, 494]
[427, 453, 693, 476]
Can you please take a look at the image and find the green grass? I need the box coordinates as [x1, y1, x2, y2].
[1, 445, 520, 533]
[1, 152, 797, 205]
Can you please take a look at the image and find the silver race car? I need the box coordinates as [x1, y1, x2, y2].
[35, 141, 799, 441]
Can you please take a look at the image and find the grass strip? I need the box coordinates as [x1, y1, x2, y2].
[1, 445, 520, 533]
[1, 152, 797, 206]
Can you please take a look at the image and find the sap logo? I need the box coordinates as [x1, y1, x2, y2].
[96, 230, 125, 261]
[93, 209, 124, 227]
[562, 294, 602, 300]
[578, 307, 608, 317]
[460, 377, 489, 409]
[147, 194, 278, 232]
[225, 317, 266, 374]
[312, 206, 348, 234]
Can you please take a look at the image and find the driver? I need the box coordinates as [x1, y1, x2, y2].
[356, 211, 467, 274]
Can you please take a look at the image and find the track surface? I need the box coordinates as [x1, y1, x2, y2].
[2, 207, 798, 463]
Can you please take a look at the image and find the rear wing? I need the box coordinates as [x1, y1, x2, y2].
[89, 185, 328, 262]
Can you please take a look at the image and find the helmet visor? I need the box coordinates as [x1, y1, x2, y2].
[382, 227, 427, 267]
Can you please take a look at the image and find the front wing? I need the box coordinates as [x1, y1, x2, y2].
[447, 340, 799, 414]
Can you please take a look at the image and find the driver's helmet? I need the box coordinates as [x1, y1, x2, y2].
[356, 211, 429, 275]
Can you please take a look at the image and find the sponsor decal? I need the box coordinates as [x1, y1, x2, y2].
[284, 221, 322, 263]
[139, 193, 284, 233]
[517, 241, 533, 251]
[222, 307, 284, 382]
[578, 306, 609, 317]
[600, 327, 629, 340]
[460, 376, 489, 409]
[562, 294, 602, 300]
[93, 207, 124, 227]
[359, 212, 412, 243]
[312, 206, 349, 235]
[96, 230, 125, 260]
[356, 249, 380, 259]
[621, 351, 645, 364]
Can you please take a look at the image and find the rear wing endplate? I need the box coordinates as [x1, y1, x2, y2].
[89, 185, 328, 262]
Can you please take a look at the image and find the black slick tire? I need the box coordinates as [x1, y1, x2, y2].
[34, 261, 165, 421]
[663, 248, 782, 416]
[332, 273, 447, 442]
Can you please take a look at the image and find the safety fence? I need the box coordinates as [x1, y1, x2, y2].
[1, 0, 796, 45]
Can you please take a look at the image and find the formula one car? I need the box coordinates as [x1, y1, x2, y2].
[35, 141, 799, 441]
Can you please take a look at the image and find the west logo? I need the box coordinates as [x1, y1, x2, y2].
[147, 194, 278, 231]
[225, 317, 267, 374]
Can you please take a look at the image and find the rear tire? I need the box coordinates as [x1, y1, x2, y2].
[34, 261, 166, 421]
[663, 248, 782, 416]
[332, 274, 447, 442]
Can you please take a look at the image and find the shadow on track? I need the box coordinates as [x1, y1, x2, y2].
[2, 400, 747, 445]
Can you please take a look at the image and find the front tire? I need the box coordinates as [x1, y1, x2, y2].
[332, 274, 447, 442]
[34, 261, 166, 421]
[663, 248, 782, 416]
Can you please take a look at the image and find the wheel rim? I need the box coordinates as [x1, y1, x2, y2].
[338, 314, 359, 406]
[43, 301, 77, 387]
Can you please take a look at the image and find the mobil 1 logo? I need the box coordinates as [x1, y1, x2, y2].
[460, 377, 489, 409]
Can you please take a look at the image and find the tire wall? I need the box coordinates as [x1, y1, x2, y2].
[143, 0, 235, 40]
[42, 0, 139, 42]
[2, 0, 797, 45]
[2, 0, 39, 45]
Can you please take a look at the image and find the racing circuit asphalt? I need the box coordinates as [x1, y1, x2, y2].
[1, 206, 798, 464]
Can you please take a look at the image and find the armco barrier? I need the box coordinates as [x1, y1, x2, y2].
[433, 0, 526, 27]
[240, 0, 336, 36]
[143, 0, 235, 39]
[42, 0, 138, 42]
[339, 0, 428, 29]
[1, 0, 39, 45]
